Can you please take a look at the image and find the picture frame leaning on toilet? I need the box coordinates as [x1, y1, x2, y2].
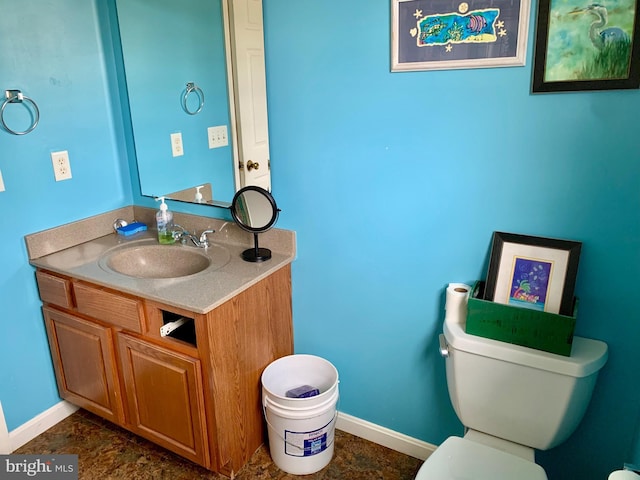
[484, 232, 582, 316]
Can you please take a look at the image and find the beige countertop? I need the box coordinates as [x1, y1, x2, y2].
[26, 206, 296, 314]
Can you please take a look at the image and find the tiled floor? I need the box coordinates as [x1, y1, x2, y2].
[15, 410, 422, 479]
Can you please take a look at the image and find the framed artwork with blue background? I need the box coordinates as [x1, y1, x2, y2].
[485, 232, 582, 316]
[532, 0, 640, 92]
[391, 0, 531, 71]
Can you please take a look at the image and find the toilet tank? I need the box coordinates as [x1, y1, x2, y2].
[442, 320, 608, 450]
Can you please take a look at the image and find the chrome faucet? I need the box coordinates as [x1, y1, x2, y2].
[171, 225, 215, 248]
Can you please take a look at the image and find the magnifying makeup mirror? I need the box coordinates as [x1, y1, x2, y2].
[230, 186, 279, 262]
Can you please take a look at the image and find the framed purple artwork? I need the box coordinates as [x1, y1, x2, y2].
[485, 232, 582, 315]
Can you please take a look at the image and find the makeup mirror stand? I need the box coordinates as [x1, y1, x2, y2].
[230, 186, 279, 263]
[243, 233, 271, 262]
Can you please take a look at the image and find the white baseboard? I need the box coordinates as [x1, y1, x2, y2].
[3, 402, 433, 463]
[0, 401, 10, 454]
[7, 401, 79, 452]
[336, 411, 437, 461]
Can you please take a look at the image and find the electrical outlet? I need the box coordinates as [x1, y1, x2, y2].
[51, 151, 72, 181]
[0, 169, 5, 192]
[171, 132, 184, 157]
[208, 125, 228, 149]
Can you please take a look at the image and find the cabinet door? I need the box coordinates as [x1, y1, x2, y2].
[117, 333, 209, 467]
[43, 307, 123, 424]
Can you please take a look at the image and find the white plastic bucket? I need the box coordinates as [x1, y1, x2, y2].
[261, 354, 339, 475]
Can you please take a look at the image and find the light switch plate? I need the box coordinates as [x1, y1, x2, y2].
[208, 125, 228, 149]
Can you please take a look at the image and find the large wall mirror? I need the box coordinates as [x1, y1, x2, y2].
[113, 0, 271, 206]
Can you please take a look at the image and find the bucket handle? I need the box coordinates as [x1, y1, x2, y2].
[262, 406, 339, 454]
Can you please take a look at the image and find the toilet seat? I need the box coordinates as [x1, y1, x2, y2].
[415, 436, 547, 479]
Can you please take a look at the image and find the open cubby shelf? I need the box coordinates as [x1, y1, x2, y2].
[161, 310, 197, 347]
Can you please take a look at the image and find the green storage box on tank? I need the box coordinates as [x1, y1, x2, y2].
[465, 281, 577, 356]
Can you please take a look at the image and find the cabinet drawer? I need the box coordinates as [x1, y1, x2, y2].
[36, 270, 73, 309]
[74, 282, 144, 333]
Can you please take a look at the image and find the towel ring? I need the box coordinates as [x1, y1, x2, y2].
[182, 82, 204, 115]
[1, 90, 40, 135]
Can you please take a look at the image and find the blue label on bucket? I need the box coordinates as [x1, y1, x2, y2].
[284, 419, 334, 457]
[306, 433, 327, 455]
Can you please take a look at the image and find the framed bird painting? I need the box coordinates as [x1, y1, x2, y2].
[532, 0, 640, 92]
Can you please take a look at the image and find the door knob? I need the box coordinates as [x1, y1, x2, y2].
[247, 160, 260, 171]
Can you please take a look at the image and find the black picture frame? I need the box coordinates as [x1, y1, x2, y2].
[532, 0, 640, 93]
[485, 232, 582, 316]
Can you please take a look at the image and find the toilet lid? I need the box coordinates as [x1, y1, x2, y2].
[416, 437, 547, 480]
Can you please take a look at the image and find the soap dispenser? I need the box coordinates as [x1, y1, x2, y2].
[194, 185, 204, 203]
[155, 197, 175, 244]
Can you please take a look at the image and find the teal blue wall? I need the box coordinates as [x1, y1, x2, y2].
[263, 2, 639, 479]
[0, 0, 133, 430]
[629, 414, 640, 470]
[1, 1, 638, 479]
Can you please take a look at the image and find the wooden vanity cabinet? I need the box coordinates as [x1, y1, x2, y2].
[195, 262, 294, 473]
[35, 265, 293, 476]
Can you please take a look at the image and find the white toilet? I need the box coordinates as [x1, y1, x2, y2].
[416, 315, 609, 479]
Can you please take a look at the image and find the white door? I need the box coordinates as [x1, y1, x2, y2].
[229, 0, 271, 191]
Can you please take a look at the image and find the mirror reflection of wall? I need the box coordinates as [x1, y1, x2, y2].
[161, 183, 213, 204]
[115, 0, 235, 202]
[235, 189, 275, 229]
